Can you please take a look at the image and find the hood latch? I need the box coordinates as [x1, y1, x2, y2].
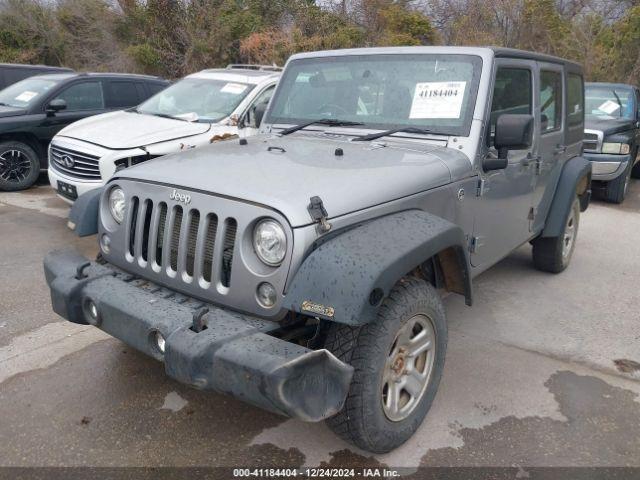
[308, 196, 332, 233]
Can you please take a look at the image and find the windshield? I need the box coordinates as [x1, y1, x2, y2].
[585, 86, 635, 119]
[0, 77, 60, 108]
[266, 54, 483, 136]
[137, 77, 255, 123]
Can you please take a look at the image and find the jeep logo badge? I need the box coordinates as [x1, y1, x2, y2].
[169, 189, 191, 205]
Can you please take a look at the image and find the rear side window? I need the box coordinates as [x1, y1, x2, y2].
[106, 81, 139, 108]
[489, 68, 532, 144]
[3, 68, 34, 87]
[54, 81, 104, 111]
[540, 71, 562, 132]
[567, 74, 584, 127]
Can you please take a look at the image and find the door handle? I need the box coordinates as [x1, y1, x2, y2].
[553, 145, 567, 155]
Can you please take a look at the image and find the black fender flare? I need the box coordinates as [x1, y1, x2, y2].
[68, 187, 103, 237]
[285, 210, 472, 326]
[541, 156, 591, 238]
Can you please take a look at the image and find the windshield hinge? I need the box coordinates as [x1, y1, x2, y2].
[469, 235, 483, 254]
[308, 196, 332, 233]
[476, 177, 486, 197]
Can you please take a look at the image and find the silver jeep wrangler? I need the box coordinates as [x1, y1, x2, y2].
[45, 47, 591, 453]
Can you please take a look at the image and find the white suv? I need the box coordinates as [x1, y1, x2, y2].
[48, 65, 281, 202]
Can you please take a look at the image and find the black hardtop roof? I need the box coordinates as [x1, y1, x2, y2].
[490, 47, 582, 70]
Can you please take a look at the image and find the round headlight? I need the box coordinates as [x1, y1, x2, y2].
[108, 187, 126, 224]
[253, 219, 287, 266]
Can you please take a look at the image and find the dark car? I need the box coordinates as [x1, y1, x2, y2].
[583, 82, 640, 203]
[0, 63, 73, 90]
[0, 72, 169, 191]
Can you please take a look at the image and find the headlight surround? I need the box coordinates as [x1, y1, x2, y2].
[108, 187, 126, 224]
[602, 142, 630, 155]
[253, 219, 287, 266]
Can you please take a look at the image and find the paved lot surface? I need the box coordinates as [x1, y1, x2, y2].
[0, 177, 639, 470]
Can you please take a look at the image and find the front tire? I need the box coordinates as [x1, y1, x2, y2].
[0, 141, 40, 191]
[532, 198, 580, 273]
[603, 160, 632, 204]
[632, 162, 640, 179]
[324, 277, 447, 453]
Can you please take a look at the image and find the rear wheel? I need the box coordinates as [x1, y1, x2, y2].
[532, 198, 580, 273]
[324, 277, 447, 453]
[0, 141, 40, 191]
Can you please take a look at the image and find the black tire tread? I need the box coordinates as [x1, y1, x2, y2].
[324, 277, 445, 452]
[0, 141, 40, 191]
[532, 198, 579, 273]
[603, 161, 631, 204]
[632, 161, 640, 179]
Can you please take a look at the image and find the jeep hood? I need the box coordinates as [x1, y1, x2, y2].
[585, 116, 636, 137]
[116, 134, 469, 227]
[56, 110, 211, 149]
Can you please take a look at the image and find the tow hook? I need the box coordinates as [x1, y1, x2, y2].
[191, 307, 210, 333]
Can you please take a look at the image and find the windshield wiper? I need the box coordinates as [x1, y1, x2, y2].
[611, 90, 623, 118]
[352, 126, 432, 142]
[279, 119, 364, 136]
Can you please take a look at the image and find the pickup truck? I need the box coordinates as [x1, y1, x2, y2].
[583, 82, 640, 203]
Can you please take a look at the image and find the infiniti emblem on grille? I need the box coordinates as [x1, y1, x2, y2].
[169, 189, 191, 205]
[61, 154, 75, 169]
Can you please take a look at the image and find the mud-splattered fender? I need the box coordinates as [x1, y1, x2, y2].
[542, 156, 591, 238]
[285, 210, 472, 326]
[68, 187, 103, 237]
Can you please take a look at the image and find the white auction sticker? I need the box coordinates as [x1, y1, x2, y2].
[15, 91, 38, 102]
[409, 81, 466, 119]
[221, 83, 247, 95]
[598, 100, 621, 115]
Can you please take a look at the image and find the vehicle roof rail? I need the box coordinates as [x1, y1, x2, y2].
[225, 64, 283, 72]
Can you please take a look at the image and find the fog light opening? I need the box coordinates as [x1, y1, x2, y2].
[154, 331, 166, 354]
[256, 282, 277, 308]
[100, 234, 111, 254]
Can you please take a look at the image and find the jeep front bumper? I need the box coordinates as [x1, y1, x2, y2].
[43, 250, 353, 422]
[583, 152, 631, 181]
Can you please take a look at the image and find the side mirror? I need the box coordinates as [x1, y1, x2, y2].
[494, 113, 534, 160]
[483, 156, 508, 171]
[253, 101, 268, 128]
[46, 98, 67, 114]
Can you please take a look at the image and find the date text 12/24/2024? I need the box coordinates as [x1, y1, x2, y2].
[232, 468, 400, 478]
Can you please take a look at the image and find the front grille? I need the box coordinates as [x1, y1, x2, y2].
[583, 131, 601, 153]
[128, 197, 237, 290]
[50, 144, 101, 180]
[102, 179, 292, 317]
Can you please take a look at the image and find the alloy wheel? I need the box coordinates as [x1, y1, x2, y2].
[0, 149, 31, 183]
[382, 313, 436, 422]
